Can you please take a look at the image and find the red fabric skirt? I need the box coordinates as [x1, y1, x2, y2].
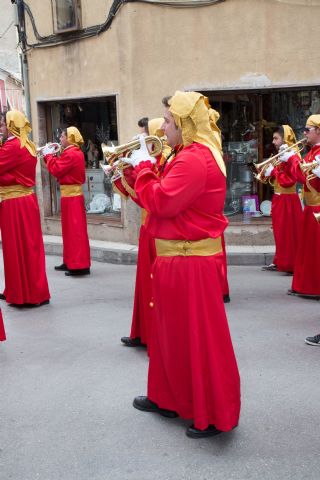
[292, 205, 320, 295]
[147, 254, 240, 431]
[272, 193, 303, 272]
[61, 195, 91, 269]
[0, 309, 6, 341]
[130, 225, 156, 347]
[0, 194, 50, 305]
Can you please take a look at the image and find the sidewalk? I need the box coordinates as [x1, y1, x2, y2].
[43, 235, 275, 266]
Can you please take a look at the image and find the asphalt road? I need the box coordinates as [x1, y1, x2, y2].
[1, 256, 320, 480]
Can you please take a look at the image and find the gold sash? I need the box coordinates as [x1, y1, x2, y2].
[0, 185, 33, 201]
[155, 237, 222, 257]
[274, 182, 297, 194]
[304, 190, 320, 206]
[141, 208, 148, 226]
[60, 184, 83, 197]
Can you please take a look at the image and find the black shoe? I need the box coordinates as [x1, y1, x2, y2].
[54, 263, 68, 271]
[305, 334, 320, 346]
[9, 300, 50, 309]
[133, 396, 178, 418]
[262, 264, 277, 272]
[0, 293, 6, 300]
[186, 424, 223, 439]
[288, 289, 320, 300]
[65, 268, 90, 276]
[223, 294, 230, 304]
[121, 336, 145, 347]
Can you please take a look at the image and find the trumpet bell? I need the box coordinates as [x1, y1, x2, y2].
[37, 142, 61, 155]
[101, 135, 163, 166]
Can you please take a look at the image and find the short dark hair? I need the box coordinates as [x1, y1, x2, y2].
[273, 125, 284, 138]
[137, 117, 149, 130]
[162, 96, 172, 108]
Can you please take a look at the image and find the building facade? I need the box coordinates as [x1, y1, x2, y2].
[18, 0, 320, 245]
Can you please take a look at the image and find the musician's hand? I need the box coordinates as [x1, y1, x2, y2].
[315, 155, 320, 165]
[264, 164, 274, 177]
[279, 150, 294, 162]
[312, 166, 320, 178]
[125, 134, 155, 167]
[42, 144, 56, 156]
[279, 143, 289, 152]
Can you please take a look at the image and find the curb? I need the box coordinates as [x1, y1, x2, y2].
[42, 236, 274, 266]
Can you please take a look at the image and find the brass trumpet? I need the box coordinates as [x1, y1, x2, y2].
[101, 135, 163, 167]
[254, 138, 307, 183]
[300, 160, 318, 182]
[37, 142, 61, 155]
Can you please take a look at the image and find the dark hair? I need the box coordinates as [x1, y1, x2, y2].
[273, 125, 284, 138]
[137, 117, 149, 130]
[162, 96, 172, 108]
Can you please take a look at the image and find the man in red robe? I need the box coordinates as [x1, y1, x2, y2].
[287, 115, 320, 299]
[261, 125, 303, 273]
[114, 118, 169, 349]
[129, 92, 240, 438]
[0, 110, 50, 307]
[44, 127, 91, 276]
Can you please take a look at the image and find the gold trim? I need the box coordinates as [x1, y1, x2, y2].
[304, 190, 320, 206]
[60, 184, 83, 197]
[0, 185, 33, 201]
[274, 181, 296, 194]
[141, 209, 148, 225]
[155, 237, 222, 257]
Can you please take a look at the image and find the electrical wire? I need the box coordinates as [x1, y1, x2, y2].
[19, 0, 224, 49]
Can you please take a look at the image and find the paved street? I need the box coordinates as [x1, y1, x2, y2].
[1, 255, 320, 480]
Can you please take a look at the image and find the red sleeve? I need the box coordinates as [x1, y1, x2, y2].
[134, 149, 207, 217]
[271, 160, 297, 188]
[45, 150, 74, 180]
[0, 140, 19, 174]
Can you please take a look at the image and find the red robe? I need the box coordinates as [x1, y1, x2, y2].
[135, 143, 240, 431]
[0, 309, 6, 341]
[291, 144, 320, 294]
[46, 145, 90, 269]
[269, 155, 303, 272]
[0, 137, 50, 305]
[114, 164, 157, 348]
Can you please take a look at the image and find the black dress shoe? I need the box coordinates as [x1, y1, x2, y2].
[0, 293, 6, 300]
[288, 289, 320, 300]
[223, 294, 230, 304]
[133, 396, 178, 418]
[54, 263, 68, 271]
[121, 336, 145, 347]
[186, 424, 223, 439]
[9, 300, 50, 309]
[65, 268, 90, 276]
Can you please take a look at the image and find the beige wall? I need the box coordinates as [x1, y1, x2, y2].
[25, 0, 320, 243]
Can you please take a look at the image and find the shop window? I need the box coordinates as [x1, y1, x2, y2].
[40, 96, 120, 220]
[52, 0, 81, 33]
[203, 88, 320, 223]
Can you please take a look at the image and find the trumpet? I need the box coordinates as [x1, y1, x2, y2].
[101, 135, 163, 167]
[300, 160, 318, 175]
[254, 138, 307, 183]
[37, 142, 61, 155]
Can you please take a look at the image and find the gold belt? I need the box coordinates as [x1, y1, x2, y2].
[0, 185, 33, 201]
[60, 184, 83, 197]
[155, 237, 222, 257]
[304, 190, 320, 206]
[274, 183, 297, 194]
[141, 208, 148, 226]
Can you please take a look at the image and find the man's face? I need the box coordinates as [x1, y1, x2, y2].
[161, 108, 183, 148]
[60, 131, 69, 148]
[272, 132, 283, 151]
[0, 119, 8, 142]
[304, 125, 320, 146]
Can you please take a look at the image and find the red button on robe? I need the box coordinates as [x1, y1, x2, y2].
[46, 145, 90, 270]
[291, 145, 320, 294]
[0, 137, 50, 305]
[269, 155, 303, 272]
[135, 142, 241, 431]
